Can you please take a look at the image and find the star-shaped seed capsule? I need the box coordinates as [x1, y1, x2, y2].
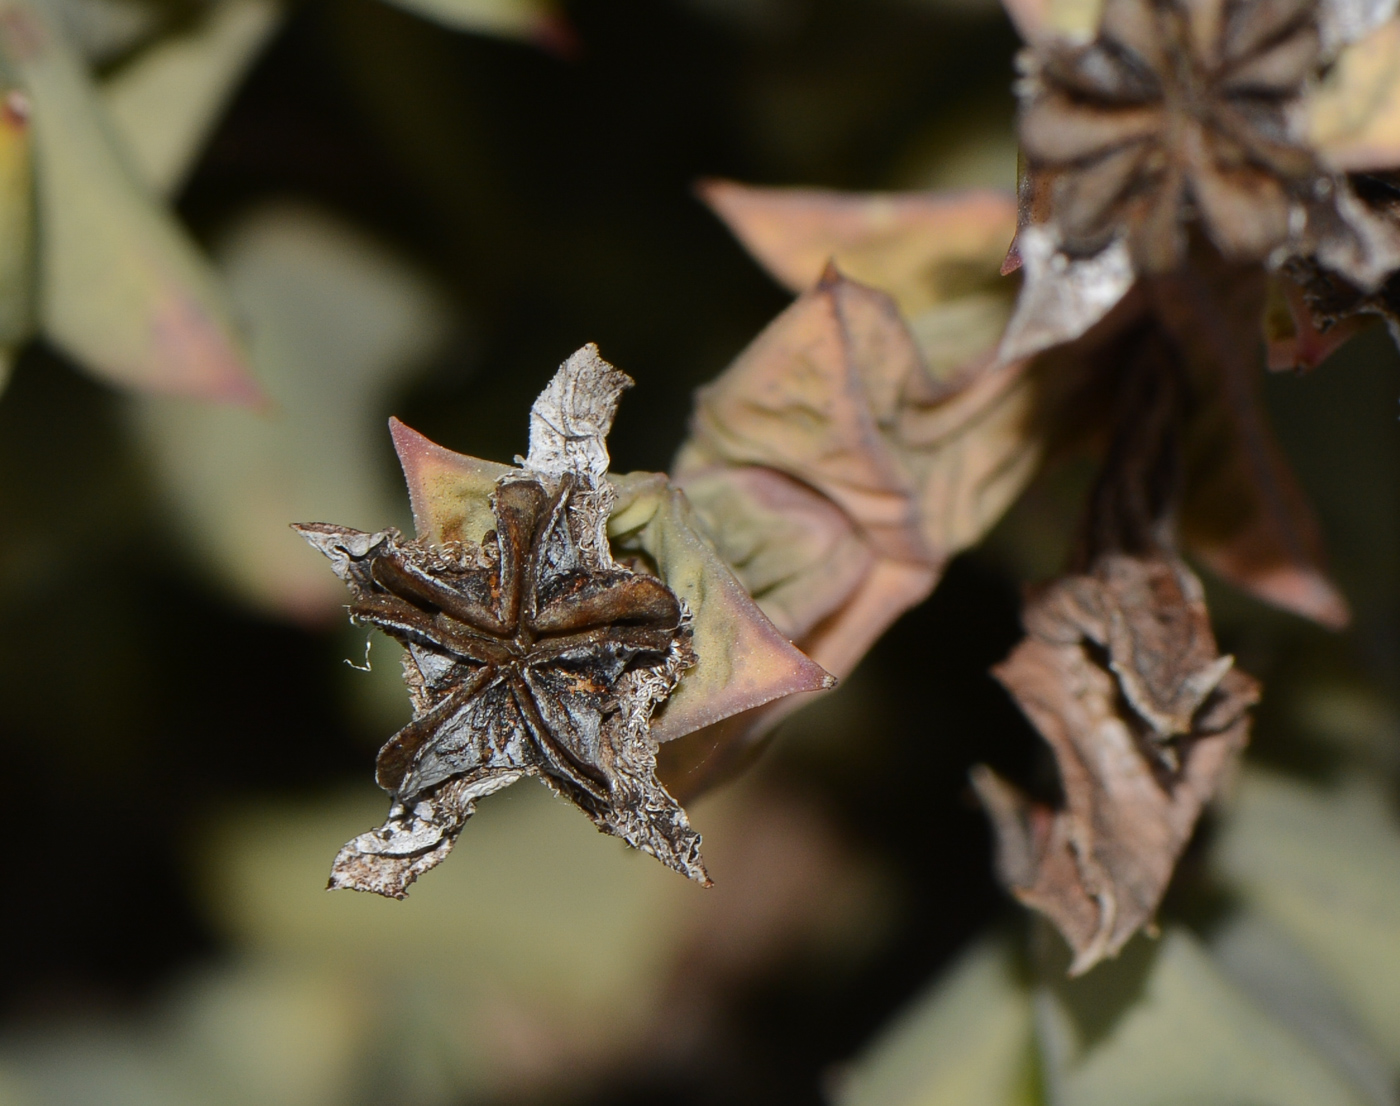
[298, 467, 695, 828]
[1020, 0, 1323, 272]
[297, 348, 716, 896]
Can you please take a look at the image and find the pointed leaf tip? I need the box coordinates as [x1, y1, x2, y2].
[389, 416, 513, 546]
[700, 179, 1019, 320]
[610, 478, 837, 746]
[2, 0, 261, 403]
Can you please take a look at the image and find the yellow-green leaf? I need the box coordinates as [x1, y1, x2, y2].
[1212, 768, 1400, 1065]
[0, 80, 34, 368]
[607, 471, 834, 745]
[999, 0, 1105, 40]
[101, 0, 282, 197]
[1040, 928, 1379, 1106]
[837, 935, 1040, 1106]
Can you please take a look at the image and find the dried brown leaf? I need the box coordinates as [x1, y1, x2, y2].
[1146, 264, 1351, 627]
[978, 554, 1259, 974]
[698, 180, 1018, 320]
[665, 268, 1060, 792]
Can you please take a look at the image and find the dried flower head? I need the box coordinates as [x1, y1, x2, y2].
[1020, 0, 1324, 271]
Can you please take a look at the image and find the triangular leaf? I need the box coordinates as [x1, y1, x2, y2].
[1038, 928, 1381, 1106]
[1212, 769, 1400, 1064]
[0, 0, 260, 401]
[0, 75, 34, 365]
[100, 0, 282, 198]
[379, 0, 563, 44]
[607, 472, 835, 746]
[700, 179, 1018, 318]
[836, 935, 1039, 1106]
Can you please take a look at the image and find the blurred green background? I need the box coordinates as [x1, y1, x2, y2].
[1, 0, 1399, 1104]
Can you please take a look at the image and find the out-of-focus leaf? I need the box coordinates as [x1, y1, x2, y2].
[836, 935, 1040, 1106]
[132, 203, 447, 619]
[1286, 680, 1400, 772]
[1212, 768, 1400, 1064]
[0, 961, 369, 1106]
[699, 181, 1016, 316]
[101, 0, 282, 197]
[0, 82, 34, 380]
[190, 776, 888, 1102]
[1209, 912, 1397, 1106]
[1038, 928, 1380, 1106]
[378, 0, 562, 44]
[1263, 271, 1366, 372]
[699, 180, 1019, 378]
[0, 0, 260, 401]
[386, 417, 834, 761]
[1309, 18, 1400, 172]
[1157, 264, 1353, 629]
[51, 0, 163, 63]
[206, 784, 683, 1099]
[977, 555, 1258, 974]
[1179, 378, 1351, 628]
[999, 0, 1105, 42]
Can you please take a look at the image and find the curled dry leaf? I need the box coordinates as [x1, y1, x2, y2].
[975, 553, 1260, 974]
[1153, 262, 1352, 628]
[668, 266, 1054, 792]
[699, 180, 1020, 381]
[298, 346, 831, 896]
